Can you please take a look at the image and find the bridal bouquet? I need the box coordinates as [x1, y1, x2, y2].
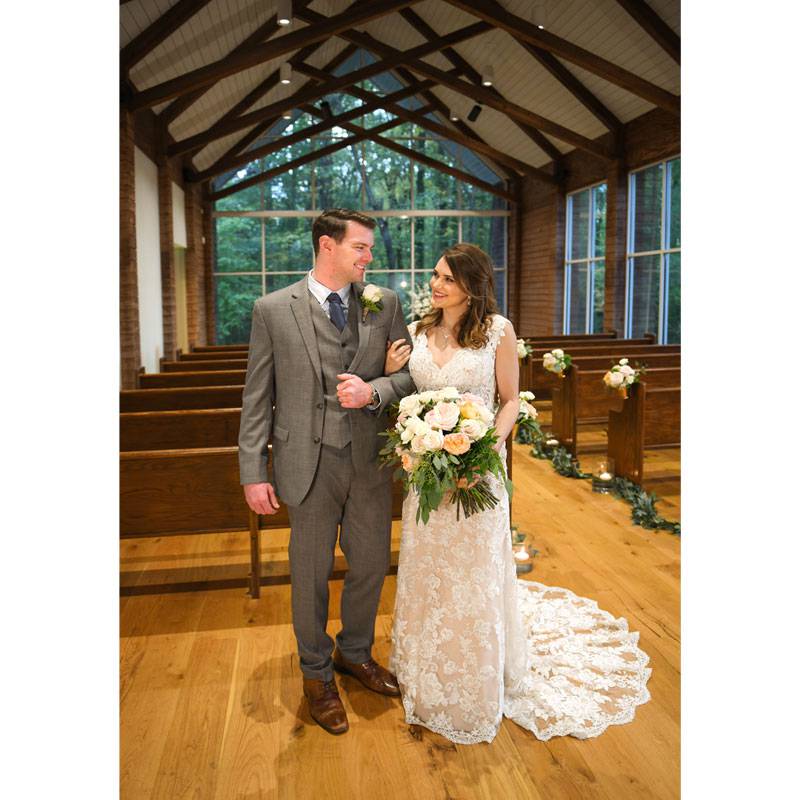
[379, 387, 512, 524]
[603, 358, 644, 398]
[542, 348, 571, 375]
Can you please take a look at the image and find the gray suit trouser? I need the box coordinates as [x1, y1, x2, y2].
[286, 442, 393, 682]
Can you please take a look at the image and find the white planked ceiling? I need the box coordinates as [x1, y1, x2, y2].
[121, 0, 680, 176]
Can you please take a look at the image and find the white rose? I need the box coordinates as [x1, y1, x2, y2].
[398, 395, 422, 417]
[619, 364, 634, 376]
[400, 415, 429, 442]
[362, 284, 383, 303]
[552, 348, 564, 358]
[608, 371, 625, 388]
[410, 434, 428, 454]
[437, 386, 460, 400]
[433, 401, 461, 430]
[417, 390, 436, 404]
[517, 340, 528, 358]
[421, 429, 445, 451]
[519, 391, 535, 401]
[475, 403, 494, 424]
[519, 401, 537, 419]
[543, 353, 557, 368]
[619, 358, 629, 366]
[459, 418, 488, 441]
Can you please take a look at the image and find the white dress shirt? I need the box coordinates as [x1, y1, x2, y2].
[307, 269, 350, 321]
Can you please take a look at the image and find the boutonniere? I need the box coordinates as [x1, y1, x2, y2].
[359, 284, 384, 322]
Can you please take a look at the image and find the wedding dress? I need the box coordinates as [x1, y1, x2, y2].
[389, 315, 652, 744]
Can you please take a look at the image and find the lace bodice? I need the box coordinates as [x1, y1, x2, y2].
[407, 314, 509, 407]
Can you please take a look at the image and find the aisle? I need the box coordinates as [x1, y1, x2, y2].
[120, 446, 680, 800]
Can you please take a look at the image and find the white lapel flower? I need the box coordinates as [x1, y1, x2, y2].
[359, 284, 384, 321]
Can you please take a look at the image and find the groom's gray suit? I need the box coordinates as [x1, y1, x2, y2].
[239, 275, 414, 681]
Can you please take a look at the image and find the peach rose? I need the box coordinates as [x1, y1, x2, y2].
[401, 452, 418, 472]
[443, 432, 471, 455]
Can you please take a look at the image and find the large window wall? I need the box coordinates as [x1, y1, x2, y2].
[563, 182, 607, 334]
[213, 110, 509, 344]
[626, 157, 681, 343]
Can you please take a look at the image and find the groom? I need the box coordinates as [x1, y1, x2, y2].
[239, 208, 414, 735]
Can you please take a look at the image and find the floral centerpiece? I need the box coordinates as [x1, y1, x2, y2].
[542, 348, 571, 375]
[407, 282, 433, 321]
[379, 387, 512, 523]
[602, 358, 644, 399]
[516, 338, 533, 361]
[514, 391, 542, 444]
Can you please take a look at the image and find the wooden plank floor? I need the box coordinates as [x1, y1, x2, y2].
[121, 443, 680, 800]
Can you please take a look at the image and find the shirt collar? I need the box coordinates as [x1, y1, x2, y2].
[308, 269, 350, 307]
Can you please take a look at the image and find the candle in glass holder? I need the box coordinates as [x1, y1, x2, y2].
[514, 548, 530, 562]
[599, 471, 612, 481]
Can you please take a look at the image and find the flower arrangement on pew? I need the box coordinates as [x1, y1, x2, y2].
[380, 388, 512, 524]
[542, 348, 571, 376]
[407, 282, 433, 321]
[516, 338, 533, 362]
[602, 358, 645, 399]
[514, 391, 543, 445]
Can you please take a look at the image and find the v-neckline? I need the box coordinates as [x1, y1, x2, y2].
[422, 329, 464, 371]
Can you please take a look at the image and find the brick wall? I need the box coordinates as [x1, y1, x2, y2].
[120, 109, 141, 389]
[515, 108, 680, 336]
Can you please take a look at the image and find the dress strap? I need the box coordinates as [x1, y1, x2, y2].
[486, 314, 509, 352]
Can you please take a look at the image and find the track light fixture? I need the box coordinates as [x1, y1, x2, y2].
[481, 66, 494, 87]
[282, 110, 293, 120]
[280, 62, 292, 84]
[467, 104, 482, 122]
[277, 0, 292, 27]
[531, 1, 548, 30]
[449, 108, 459, 122]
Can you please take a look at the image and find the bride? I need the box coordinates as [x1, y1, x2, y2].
[383, 243, 652, 745]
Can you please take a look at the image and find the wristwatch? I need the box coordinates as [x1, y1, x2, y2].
[367, 384, 381, 411]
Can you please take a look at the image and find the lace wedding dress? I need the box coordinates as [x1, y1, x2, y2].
[389, 315, 652, 744]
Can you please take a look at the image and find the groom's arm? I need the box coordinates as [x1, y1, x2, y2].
[239, 299, 275, 485]
[368, 293, 414, 414]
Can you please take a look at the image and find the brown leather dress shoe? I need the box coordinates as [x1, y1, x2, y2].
[332, 648, 401, 697]
[303, 678, 349, 735]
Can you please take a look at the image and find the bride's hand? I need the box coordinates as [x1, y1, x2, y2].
[385, 339, 411, 375]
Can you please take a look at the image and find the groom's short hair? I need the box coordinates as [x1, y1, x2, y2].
[312, 209, 376, 256]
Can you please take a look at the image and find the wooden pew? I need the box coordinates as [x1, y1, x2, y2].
[607, 382, 681, 485]
[138, 370, 247, 389]
[520, 331, 619, 342]
[120, 409, 241, 451]
[191, 344, 248, 353]
[178, 351, 253, 362]
[551, 365, 681, 455]
[521, 346, 681, 397]
[120, 385, 243, 412]
[160, 358, 248, 373]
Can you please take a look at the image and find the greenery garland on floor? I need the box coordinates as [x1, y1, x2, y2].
[515, 426, 681, 536]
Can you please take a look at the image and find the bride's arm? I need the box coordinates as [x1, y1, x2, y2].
[493, 321, 520, 450]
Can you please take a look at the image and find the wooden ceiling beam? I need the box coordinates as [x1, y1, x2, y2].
[193, 82, 430, 182]
[166, 22, 490, 157]
[207, 117, 417, 202]
[294, 6, 512, 181]
[462, 0, 623, 138]
[127, 0, 422, 111]
[398, 7, 563, 164]
[444, 0, 680, 115]
[614, 0, 680, 64]
[198, 44, 360, 179]
[157, 0, 316, 128]
[121, 0, 213, 77]
[293, 61, 552, 182]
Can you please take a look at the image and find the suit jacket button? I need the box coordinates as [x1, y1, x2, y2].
[316, 403, 323, 409]
[313, 436, 320, 443]
[341, 342, 347, 347]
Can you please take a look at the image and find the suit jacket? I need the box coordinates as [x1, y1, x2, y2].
[238, 276, 414, 507]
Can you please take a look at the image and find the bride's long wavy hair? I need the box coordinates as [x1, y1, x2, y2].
[415, 243, 499, 349]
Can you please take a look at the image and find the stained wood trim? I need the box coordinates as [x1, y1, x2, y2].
[444, 0, 680, 115]
[121, 0, 213, 76]
[127, 0, 422, 110]
[615, 0, 680, 64]
[165, 22, 490, 157]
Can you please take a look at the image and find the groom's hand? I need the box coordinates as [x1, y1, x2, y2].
[336, 373, 372, 408]
[244, 482, 281, 515]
